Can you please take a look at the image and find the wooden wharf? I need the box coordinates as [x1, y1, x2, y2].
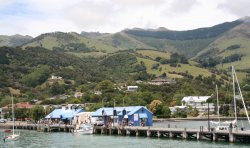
[1, 122, 250, 143]
[93, 126, 250, 143]
[0, 122, 74, 133]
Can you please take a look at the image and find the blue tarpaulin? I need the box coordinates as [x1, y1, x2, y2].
[45, 109, 83, 120]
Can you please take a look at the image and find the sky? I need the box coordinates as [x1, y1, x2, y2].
[0, 0, 249, 37]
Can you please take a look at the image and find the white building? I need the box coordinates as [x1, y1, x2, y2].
[181, 96, 214, 113]
[169, 106, 187, 114]
[127, 86, 138, 91]
[74, 92, 83, 98]
[50, 75, 63, 80]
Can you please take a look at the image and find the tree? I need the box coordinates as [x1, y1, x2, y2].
[15, 108, 30, 120]
[149, 100, 162, 114]
[30, 105, 45, 122]
[161, 106, 171, 117]
[96, 80, 114, 93]
[22, 65, 51, 87]
[50, 82, 65, 95]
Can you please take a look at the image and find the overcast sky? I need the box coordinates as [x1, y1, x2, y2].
[0, 0, 249, 37]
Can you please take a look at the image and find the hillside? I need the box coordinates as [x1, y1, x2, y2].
[135, 50, 213, 78]
[22, 32, 119, 53]
[195, 19, 250, 70]
[0, 34, 32, 47]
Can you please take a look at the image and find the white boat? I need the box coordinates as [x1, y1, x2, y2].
[74, 123, 93, 135]
[214, 66, 250, 132]
[3, 95, 20, 142]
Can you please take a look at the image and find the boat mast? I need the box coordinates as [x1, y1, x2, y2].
[216, 85, 220, 125]
[11, 94, 15, 135]
[233, 67, 250, 124]
[232, 66, 237, 125]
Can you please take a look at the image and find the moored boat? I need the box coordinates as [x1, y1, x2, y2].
[74, 123, 93, 135]
[3, 95, 20, 142]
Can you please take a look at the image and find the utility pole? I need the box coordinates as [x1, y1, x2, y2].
[113, 99, 115, 127]
[208, 102, 210, 132]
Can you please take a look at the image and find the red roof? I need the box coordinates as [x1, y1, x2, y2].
[15, 102, 33, 108]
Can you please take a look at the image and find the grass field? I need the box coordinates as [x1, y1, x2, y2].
[66, 51, 107, 58]
[136, 57, 212, 78]
[136, 50, 171, 59]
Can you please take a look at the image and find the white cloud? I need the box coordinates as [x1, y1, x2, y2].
[218, 0, 250, 17]
[0, 0, 246, 36]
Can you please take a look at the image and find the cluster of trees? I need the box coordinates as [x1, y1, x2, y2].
[53, 43, 94, 52]
[198, 53, 244, 68]
[226, 44, 240, 50]
[27, 32, 79, 45]
[4, 105, 52, 122]
[197, 44, 243, 68]
[154, 52, 188, 67]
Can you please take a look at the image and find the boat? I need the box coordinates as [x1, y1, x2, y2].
[214, 66, 250, 132]
[210, 85, 231, 127]
[3, 95, 20, 142]
[74, 123, 93, 135]
[4, 129, 12, 133]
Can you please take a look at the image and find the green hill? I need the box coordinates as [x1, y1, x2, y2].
[23, 32, 119, 53]
[135, 50, 213, 78]
[195, 19, 250, 70]
[0, 34, 32, 47]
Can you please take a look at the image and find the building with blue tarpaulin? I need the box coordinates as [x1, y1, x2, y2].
[92, 106, 153, 126]
[45, 108, 84, 121]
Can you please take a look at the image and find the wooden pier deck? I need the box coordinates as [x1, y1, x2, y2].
[1, 122, 250, 143]
[0, 122, 74, 132]
[93, 126, 250, 143]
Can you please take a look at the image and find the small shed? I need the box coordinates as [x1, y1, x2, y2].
[92, 106, 153, 126]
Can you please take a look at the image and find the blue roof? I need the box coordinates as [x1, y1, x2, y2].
[92, 106, 152, 117]
[45, 109, 83, 120]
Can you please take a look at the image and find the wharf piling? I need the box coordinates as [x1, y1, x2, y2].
[93, 126, 250, 143]
[0, 122, 74, 133]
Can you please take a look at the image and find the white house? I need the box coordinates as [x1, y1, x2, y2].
[169, 106, 187, 114]
[181, 96, 214, 113]
[94, 91, 102, 95]
[50, 75, 63, 80]
[127, 86, 138, 91]
[74, 92, 83, 98]
[148, 78, 176, 85]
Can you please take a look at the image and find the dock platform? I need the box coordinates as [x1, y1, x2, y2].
[93, 126, 250, 143]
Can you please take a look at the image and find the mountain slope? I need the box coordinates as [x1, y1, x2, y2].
[94, 32, 155, 50]
[195, 19, 250, 70]
[0, 34, 32, 47]
[122, 20, 242, 58]
[22, 32, 119, 53]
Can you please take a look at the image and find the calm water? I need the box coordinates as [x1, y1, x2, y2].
[0, 121, 250, 148]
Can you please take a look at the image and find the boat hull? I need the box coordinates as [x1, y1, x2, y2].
[4, 134, 20, 141]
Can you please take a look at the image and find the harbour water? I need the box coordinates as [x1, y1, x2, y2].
[1, 120, 250, 148]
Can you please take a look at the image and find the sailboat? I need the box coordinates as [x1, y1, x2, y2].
[3, 95, 20, 142]
[214, 66, 250, 131]
[210, 85, 222, 125]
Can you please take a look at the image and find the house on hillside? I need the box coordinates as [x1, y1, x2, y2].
[50, 75, 63, 80]
[74, 92, 83, 98]
[148, 78, 176, 85]
[181, 96, 214, 112]
[15, 102, 33, 109]
[127, 86, 138, 92]
[92, 106, 153, 127]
